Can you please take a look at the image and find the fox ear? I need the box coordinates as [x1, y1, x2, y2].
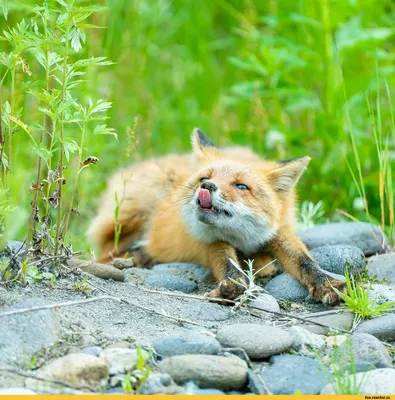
[191, 128, 220, 161]
[267, 156, 311, 194]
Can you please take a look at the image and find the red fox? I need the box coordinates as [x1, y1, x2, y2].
[88, 129, 345, 304]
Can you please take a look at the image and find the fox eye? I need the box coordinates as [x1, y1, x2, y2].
[235, 183, 249, 190]
[200, 177, 209, 183]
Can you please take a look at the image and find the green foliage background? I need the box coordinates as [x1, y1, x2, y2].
[1, 0, 394, 252]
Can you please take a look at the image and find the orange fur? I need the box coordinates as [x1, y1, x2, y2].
[89, 129, 345, 304]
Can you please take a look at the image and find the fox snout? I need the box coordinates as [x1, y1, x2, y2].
[200, 180, 218, 192]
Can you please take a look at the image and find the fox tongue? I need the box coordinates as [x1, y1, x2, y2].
[198, 189, 212, 209]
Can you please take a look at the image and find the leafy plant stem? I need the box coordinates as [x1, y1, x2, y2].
[54, 24, 71, 256]
[63, 121, 87, 238]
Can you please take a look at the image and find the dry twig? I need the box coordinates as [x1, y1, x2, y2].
[144, 288, 350, 333]
[0, 296, 119, 318]
[87, 280, 212, 328]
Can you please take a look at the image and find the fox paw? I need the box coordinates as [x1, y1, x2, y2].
[309, 278, 346, 305]
[206, 279, 246, 302]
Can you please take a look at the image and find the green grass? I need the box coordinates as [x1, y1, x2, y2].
[333, 268, 395, 320]
[0, 0, 394, 255]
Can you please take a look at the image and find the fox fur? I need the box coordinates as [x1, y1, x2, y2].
[88, 129, 345, 304]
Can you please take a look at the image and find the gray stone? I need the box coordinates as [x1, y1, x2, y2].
[296, 311, 355, 335]
[152, 334, 221, 357]
[298, 222, 388, 256]
[355, 314, 395, 341]
[81, 346, 102, 357]
[335, 333, 392, 368]
[216, 323, 293, 360]
[288, 326, 326, 357]
[138, 373, 184, 394]
[100, 348, 149, 375]
[250, 293, 280, 313]
[152, 263, 213, 283]
[145, 274, 197, 293]
[0, 388, 36, 394]
[310, 245, 366, 275]
[30, 354, 109, 390]
[321, 368, 395, 394]
[159, 355, 248, 390]
[261, 355, 332, 394]
[0, 299, 61, 367]
[345, 361, 376, 373]
[265, 274, 308, 302]
[367, 253, 395, 282]
[369, 284, 395, 304]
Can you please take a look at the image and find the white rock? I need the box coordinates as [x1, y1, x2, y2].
[325, 335, 348, 348]
[321, 368, 395, 394]
[250, 293, 280, 313]
[100, 348, 149, 375]
[28, 354, 109, 390]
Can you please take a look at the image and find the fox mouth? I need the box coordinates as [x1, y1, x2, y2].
[196, 189, 232, 217]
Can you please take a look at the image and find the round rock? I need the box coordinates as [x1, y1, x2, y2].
[355, 314, 395, 341]
[250, 293, 280, 313]
[295, 311, 355, 335]
[145, 274, 197, 293]
[335, 333, 392, 368]
[298, 222, 388, 256]
[216, 323, 293, 359]
[321, 368, 395, 394]
[265, 274, 308, 302]
[33, 354, 109, 389]
[310, 245, 366, 275]
[262, 355, 332, 394]
[367, 253, 395, 283]
[152, 334, 221, 357]
[159, 355, 248, 390]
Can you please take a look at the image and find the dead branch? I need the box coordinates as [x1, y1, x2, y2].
[143, 288, 350, 333]
[0, 366, 95, 392]
[87, 280, 212, 328]
[0, 296, 120, 318]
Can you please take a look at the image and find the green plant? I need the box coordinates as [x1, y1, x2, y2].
[228, 258, 276, 309]
[71, 275, 90, 292]
[121, 345, 151, 394]
[333, 268, 395, 320]
[298, 200, 325, 230]
[0, 0, 116, 279]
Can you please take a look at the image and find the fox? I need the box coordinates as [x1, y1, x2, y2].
[88, 128, 345, 304]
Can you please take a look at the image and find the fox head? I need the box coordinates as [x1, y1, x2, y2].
[180, 128, 310, 255]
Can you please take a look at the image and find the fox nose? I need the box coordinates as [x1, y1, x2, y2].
[200, 181, 218, 192]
